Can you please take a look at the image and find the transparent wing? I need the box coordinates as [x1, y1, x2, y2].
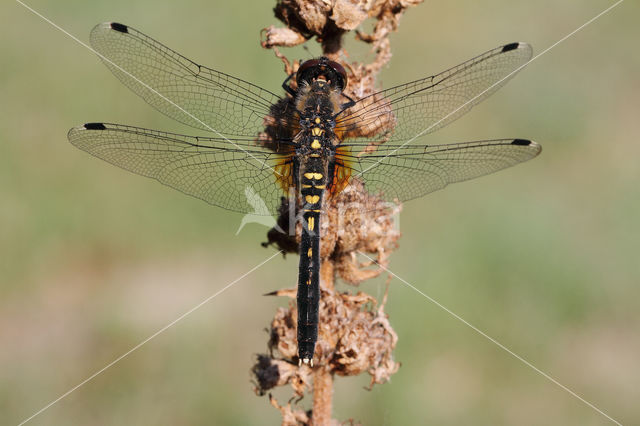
[89, 22, 281, 137]
[335, 42, 532, 145]
[68, 123, 294, 215]
[335, 139, 541, 203]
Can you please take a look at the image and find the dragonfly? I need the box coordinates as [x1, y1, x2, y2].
[69, 22, 541, 366]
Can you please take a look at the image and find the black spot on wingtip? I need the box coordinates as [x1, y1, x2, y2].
[502, 42, 520, 52]
[84, 122, 106, 130]
[110, 22, 128, 33]
[512, 138, 532, 146]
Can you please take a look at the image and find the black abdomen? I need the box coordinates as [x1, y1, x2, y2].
[296, 156, 327, 365]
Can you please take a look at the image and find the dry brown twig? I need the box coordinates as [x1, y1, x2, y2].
[252, 1, 423, 424]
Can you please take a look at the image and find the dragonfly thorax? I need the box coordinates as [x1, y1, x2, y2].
[296, 81, 342, 121]
[298, 111, 336, 133]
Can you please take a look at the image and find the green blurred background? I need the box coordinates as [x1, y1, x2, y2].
[1, 0, 638, 424]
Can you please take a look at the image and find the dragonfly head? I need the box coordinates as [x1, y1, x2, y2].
[297, 57, 347, 92]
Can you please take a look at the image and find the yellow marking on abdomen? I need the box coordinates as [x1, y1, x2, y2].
[303, 172, 323, 180]
[311, 127, 323, 136]
[307, 248, 312, 257]
[305, 195, 320, 204]
[308, 216, 315, 231]
[311, 139, 321, 149]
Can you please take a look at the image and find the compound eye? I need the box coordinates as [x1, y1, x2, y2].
[326, 60, 347, 91]
[296, 59, 321, 86]
[296, 58, 348, 91]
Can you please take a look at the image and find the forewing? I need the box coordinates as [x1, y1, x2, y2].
[335, 43, 532, 145]
[68, 123, 293, 215]
[335, 139, 541, 203]
[89, 22, 280, 137]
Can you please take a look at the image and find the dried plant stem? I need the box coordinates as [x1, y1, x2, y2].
[311, 367, 334, 425]
[320, 258, 335, 292]
[311, 258, 336, 424]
